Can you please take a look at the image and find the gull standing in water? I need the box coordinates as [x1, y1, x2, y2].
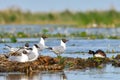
[27, 44, 40, 61]
[48, 39, 68, 56]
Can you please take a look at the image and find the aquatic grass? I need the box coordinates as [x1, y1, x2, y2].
[10, 36, 17, 43]
[58, 57, 66, 65]
[57, 55, 62, 59]
[42, 29, 49, 34]
[65, 62, 74, 68]
[111, 55, 115, 59]
[88, 57, 105, 64]
[94, 58, 102, 63]
[17, 32, 28, 38]
[0, 30, 120, 39]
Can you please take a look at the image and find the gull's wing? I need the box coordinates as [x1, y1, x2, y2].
[27, 52, 37, 61]
[37, 43, 44, 51]
[52, 46, 65, 55]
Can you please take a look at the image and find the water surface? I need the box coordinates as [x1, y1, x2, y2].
[0, 38, 120, 80]
[0, 25, 120, 80]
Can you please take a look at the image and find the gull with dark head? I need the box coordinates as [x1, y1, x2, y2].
[4, 43, 30, 58]
[48, 39, 68, 57]
[37, 35, 48, 51]
[5, 43, 29, 53]
[8, 44, 40, 62]
[27, 44, 40, 61]
[8, 51, 28, 62]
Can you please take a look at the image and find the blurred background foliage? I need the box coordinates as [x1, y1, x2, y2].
[0, 8, 120, 27]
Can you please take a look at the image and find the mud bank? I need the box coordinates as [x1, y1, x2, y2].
[0, 54, 118, 74]
[112, 54, 120, 67]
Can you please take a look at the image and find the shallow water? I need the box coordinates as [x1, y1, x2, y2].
[1, 64, 120, 80]
[0, 38, 120, 80]
[0, 24, 120, 36]
[1, 38, 120, 58]
[65, 64, 120, 80]
[0, 24, 120, 80]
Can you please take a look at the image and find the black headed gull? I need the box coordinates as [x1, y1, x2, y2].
[5, 43, 29, 53]
[4, 43, 30, 58]
[48, 39, 68, 56]
[27, 44, 40, 61]
[8, 51, 28, 62]
[37, 35, 48, 51]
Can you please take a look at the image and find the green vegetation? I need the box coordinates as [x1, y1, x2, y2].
[0, 31, 120, 39]
[10, 36, 17, 43]
[0, 8, 120, 27]
[58, 57, 66, 65]
[1, 8, 120, 39]
[70, 32, 108, 39]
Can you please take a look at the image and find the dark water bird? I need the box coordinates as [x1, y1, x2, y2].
[88, 49, 106, 58]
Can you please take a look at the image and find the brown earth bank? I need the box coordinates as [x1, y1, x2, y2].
[0, 54, 119, 74]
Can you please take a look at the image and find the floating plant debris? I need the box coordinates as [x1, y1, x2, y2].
[0, 54, 119, 74]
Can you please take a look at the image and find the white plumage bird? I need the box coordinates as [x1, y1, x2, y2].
[27, 44, 40, 61]
[8, 44, 40, 62]
[8, 51, 28, 62]
[5, 43, 29, 53]
[37, 35, 47, 51]
[48, 39, 68, 56]
[4, 43, 29, 58]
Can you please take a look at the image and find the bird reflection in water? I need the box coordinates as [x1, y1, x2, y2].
[6, 71, 67, 80]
